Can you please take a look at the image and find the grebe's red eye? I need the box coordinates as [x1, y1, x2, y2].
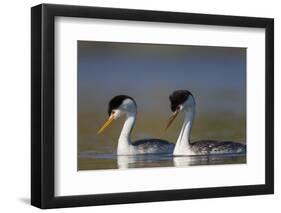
[111, 111, 115, 114]
[176, 106, 180, 110]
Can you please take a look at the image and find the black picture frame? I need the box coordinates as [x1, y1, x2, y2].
[31, 3, 274, 209]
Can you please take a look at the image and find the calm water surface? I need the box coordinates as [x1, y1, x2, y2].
[78, 150, 246, 170]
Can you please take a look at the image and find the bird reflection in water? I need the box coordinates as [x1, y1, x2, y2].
[116, 154, 246, 169]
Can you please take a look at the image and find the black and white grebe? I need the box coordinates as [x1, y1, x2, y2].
[98, 95, 174, 155]
[166, 90, 246, 156]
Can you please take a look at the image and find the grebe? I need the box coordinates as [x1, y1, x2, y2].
[166, 90, 246, 156]
[98, 95, 174, 155]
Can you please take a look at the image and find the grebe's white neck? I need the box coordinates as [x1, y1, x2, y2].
[117, 112, 136, 154]
[116, 99, 137, 155]
[173, 97, 195, 156]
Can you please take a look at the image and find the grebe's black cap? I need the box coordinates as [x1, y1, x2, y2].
[108, 95, 136, 115]
[169, 90, 193, 112]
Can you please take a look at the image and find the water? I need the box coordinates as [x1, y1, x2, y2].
[78, 151, 246, 170]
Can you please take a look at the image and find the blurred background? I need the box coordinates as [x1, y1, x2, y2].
[78, 41, 246, 169]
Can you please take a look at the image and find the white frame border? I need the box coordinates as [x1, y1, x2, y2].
[55, 17, 265, 196]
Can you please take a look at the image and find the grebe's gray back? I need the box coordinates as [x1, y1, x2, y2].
[98, 95, 174, 155]
[189, 140, 246, 155]
[166, 90, 246, 156]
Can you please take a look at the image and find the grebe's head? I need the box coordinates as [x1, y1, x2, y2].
[97, 95, 136, 134]
[166, 90, 195, 130]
